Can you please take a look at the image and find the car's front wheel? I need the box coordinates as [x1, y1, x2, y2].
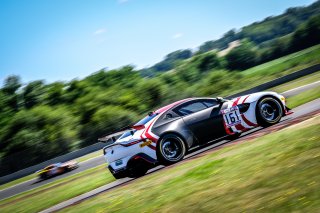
[157, 134, 186, 165]
[228, 132, 241, 141]
[256, 97, 283, 127]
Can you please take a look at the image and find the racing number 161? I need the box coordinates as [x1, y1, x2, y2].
[224, 110, 240, 126]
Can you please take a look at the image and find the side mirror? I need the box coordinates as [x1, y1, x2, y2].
[216, 97, 225, 103]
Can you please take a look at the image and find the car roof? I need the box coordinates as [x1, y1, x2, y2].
[154, 98, 192, 114]
[154, 97, 217, 114]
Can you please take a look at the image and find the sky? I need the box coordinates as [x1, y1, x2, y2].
[0, 0, 316, 85]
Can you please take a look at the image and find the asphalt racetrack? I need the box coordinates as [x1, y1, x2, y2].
[0, 82, 319, 203]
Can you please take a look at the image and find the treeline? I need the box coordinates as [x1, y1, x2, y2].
[1, 3, 320, 175]
[142, 0, 320, 74]
[199, 0, 320, 52]
[226, 13, 320, 70]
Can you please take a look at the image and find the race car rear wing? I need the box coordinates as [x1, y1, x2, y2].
[98, 113, 151, 143]
[98, 124, 143, 143]
[98, 130, 127, 143]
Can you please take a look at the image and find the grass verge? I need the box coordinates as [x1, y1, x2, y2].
[0, 164, 114, 213]
[0, 174, 36, 191]
[75, 150, 102, 163]
[286, 86, 320, 109]
[61, 115, 320, 213]
[272, 71, 320, 93]
[243, 44, 320, 77]
[207, 44, 320, 97]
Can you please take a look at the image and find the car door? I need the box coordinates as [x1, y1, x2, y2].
[173, 99, 226, 144]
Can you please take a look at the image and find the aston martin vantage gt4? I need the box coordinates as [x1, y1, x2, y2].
[103, 91, 292, 179]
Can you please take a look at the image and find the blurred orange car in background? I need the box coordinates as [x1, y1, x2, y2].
[36, 161, 79, 179]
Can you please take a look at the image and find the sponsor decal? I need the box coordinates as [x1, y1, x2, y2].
[140, 139, 152, 148]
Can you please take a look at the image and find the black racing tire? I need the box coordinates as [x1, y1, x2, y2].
[157, 133, 186, 166]
[127, 159, 150, 178]
[40, 173, 48, 180]
[111, 172, 125, 179]
[128, 166, 149, 178]
[256, 97, 283, 127]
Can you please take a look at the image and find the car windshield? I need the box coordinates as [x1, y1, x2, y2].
[118, 113, 158, 140]
[134, 113, 158, 126]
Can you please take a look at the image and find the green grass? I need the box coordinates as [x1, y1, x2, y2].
[0, 164, 114, 213]
[61, 115, 320, 213]
[272, 71, 320, 93]
[0, 173, 36, 191]
[243, 44, 320, 77]
[286, 86, 320, 109]
[202, 45, 320, 98]
[75, 150, 102, 163]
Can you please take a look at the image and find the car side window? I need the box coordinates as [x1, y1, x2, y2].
[202, 99, 219, 107]
[175, 101, 208, 116]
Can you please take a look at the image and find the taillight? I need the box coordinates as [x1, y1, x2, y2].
[120, 139, 143, 147]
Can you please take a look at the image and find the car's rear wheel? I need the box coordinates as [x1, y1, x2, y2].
[256, 97, 283, 127]
[157, 134, 186, 165]
[127, 159, 150, 178]
[40, 173, 48, 180]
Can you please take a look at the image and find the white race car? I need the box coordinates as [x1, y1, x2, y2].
[103, 91, 292, 179]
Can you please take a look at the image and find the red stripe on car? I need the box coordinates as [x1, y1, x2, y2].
[232, 97, 241, 107]
[241, 114, 258, 127]
[235, 123, 246, 131]
[242, 95, 250, 103]
[222, 119, 233, 135]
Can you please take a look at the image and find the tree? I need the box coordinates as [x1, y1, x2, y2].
[1, 75, 21, 111]
[45, 82, 65, 105]
[0, 106, 78, 174]
[165, 49, 192, 60]
[80, 106, 137, 146]
[195, 52, 221, 72]
[2, 75, 21, 95]
[23, 80, 45, 109]
[225, 41, 257, 70]
[290, 14, 320, 51]
[136, 80, 165, 110]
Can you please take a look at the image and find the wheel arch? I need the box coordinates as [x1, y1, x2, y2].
[157, 131, 190, 149]
[255, 94, 285, 116]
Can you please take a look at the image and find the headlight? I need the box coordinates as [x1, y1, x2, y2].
[237, 103, 250, 113]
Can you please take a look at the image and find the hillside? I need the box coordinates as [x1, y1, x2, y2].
[143, 0, 320, 74]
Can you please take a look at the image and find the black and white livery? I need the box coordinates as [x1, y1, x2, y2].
[103, 91, 292, 179]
